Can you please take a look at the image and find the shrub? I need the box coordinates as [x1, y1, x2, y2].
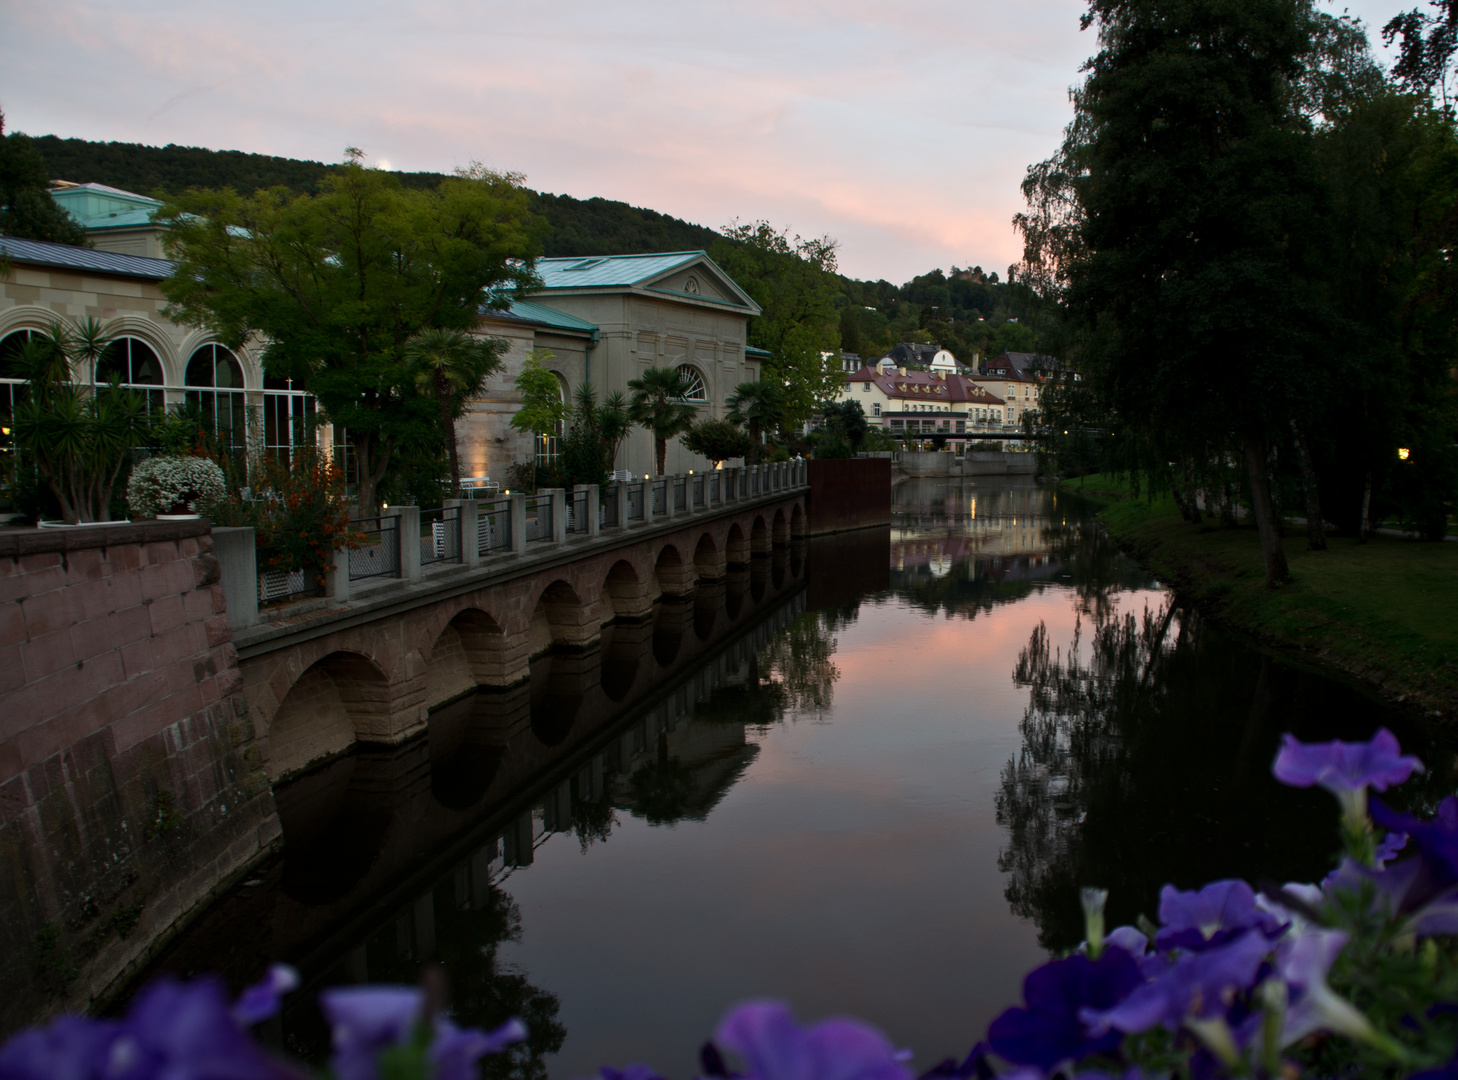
[125, 455, 227, 518]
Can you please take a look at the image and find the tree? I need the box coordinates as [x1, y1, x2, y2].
[1384, 1, 1458, 106]
[725, 380, 787, 465]
[711, 220, 842, 425]
[626, 366, 699, 476]
[820, 399, 869, 453]
[1018, 0, 1339, 586]
[509, 351, 569, 472]
[157, 154, 544, 516]
[681, 419, 752, 467]
[404, 327, 506, 496]
[598, 391, 632, 473]
[0, 114, 89, 246]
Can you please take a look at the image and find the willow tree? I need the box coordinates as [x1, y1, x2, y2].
[157, 154, 544, 515]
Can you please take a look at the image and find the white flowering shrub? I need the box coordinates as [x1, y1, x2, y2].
[126, 455, 228, 518]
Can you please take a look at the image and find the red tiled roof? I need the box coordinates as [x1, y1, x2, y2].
[845, 367, 1004, 406]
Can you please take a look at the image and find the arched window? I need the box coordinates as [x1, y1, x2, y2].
[536, 372, 568, 470]
[185, 344, 247, 453]
[0, 330, 39, 457]
[676, 364, 707, 402]
[263, 371, 317, 466]
[96, 337, 166, 414]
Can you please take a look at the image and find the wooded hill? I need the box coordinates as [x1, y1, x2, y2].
[29, 133, 1042, 361]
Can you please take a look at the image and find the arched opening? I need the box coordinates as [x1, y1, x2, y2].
[536, 371, 569, 471]
[652, 599, 692, 668]
[772, 509, 788, 546]
[529, 580, 590, 656]
[725, 522, 749, 567]
[675, 364, 708, 401]
[750, 515, 769, 555]
[790, 503, 806, 539]
[263, 371, 316, 466]
[654, 545, 693, 597]
[184, 343, 247, 460]
[603, 560, 650, 623]
[96, 336, 167, 416]
[266, 651, 390, 782]
[693, 533, 721, 582]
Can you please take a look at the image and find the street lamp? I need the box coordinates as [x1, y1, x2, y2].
[1398, 447, 1411, 461]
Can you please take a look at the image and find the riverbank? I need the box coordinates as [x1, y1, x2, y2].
[1063, 474, 1458, 720]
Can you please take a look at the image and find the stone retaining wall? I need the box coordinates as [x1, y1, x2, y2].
[0, 521, 279, 1034]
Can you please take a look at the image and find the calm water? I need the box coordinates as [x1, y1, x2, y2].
[144, 476, 1452, 1079]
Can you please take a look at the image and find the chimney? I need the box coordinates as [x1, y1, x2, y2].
[898, 366, 906, 376]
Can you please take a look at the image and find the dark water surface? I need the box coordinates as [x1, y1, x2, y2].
[144, 476, 1453, 1080]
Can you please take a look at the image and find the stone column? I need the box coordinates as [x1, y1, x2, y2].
[509, 493, 527, 555]
[212, 526, 259, 629]
[582, 484, 601, 538]
[396, 506, 422, 582]
[327, 543, 351, 601]
[724, 467, 739, 501]
[459, 499, 482, 568]
[615, 482, 629, 530]
[549, 488, 568, 543]
[664, 475, 679, 519]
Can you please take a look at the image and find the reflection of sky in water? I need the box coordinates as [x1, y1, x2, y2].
[497, 480, 1163, 1078]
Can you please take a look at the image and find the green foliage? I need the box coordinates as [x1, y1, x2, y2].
[711, 220, 843, 424]
[509, 350, 568, 437]
[0, 113, 88, 245]
[725, 380, 787, 466]
[626, 366, 699, 476]
[555, 384, 612, 487]
[156, 157, 544, 516]
[11, 322, 150, 523]
[681, 418, 752, 465]
[405, 326, 507, 495]
[820, 399, 870, 453]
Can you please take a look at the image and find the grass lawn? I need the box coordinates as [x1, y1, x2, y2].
[1065, 473, 1458, 717]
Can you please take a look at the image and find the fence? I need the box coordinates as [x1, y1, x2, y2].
[651, 478, 668, 517]
[257, 566, 310, 605]
[420, 506, 462, 566]
[627, 481, 645, 522]
[525, 494, 553, 543]
[479, 498, 511, 555]
[601, 483, 620, 528]
[349, 516, 401, 581]
[567, 488, 590, 535]
[672, 476, 687, 512]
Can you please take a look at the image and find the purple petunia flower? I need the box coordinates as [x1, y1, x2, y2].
[321, 986, 424, 1080]
[233, 965, 301, 1027]
[1154, 881, 1286, 952]
[986, 949, 1144, 1071]
[715, 1001, 912, 1080]
[1080, 930, 1271, 1037]
[1275, 930, 1378, 1049]
[587, 1066, 667, 1080]
[1272, 729, 1423, 826]
[432, 1018, 527, 1080]
[0, 1015, 123, 1080]
[1370, 796, 1458, 894]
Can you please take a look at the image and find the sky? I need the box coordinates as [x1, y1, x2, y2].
[0, 0, 1420, 284]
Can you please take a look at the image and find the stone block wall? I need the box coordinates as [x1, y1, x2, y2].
[806, 458, 892, 535]
[0, 521, 280, 1034]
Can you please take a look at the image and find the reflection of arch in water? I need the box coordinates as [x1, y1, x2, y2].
[790, 540, 804, 579]
[750, 559, 768, 603]
[652, 598, 692, 667]
[529, 580, 586, 656]
[266, 651, 390, 781]
[654, 544, 693, 597]
[750, 515, 769, 555]
[724, 567, 748, 621]
[600, 620, 649, 702]
[602, 560, 650, 623]
[790, 502, 805, 539]
[530, 650, 593, 746]
[694, 581, 724, 641]
[693, 533, 722, 582]
[772, 547, 788, 590]
[772, 509, 788, 546]
[726, 522, 749, 567]
[428, 692, 507, 810]
[275, 749, 394, 904]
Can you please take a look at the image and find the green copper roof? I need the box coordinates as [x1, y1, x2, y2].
[533, 251, 759, 314]
[50, 183, 162, 232]
[499, 298, 599, 334]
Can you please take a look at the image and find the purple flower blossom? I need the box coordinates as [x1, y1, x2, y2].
[1370, 796, 1458, 896]
[715, 1001, 912, 1080]
[1104, 927, 1148, 958]
[1275, 930, 1379, 1050]
[233, 965, 300, 1027]
[986, 949, 1144, 1070]
[1080, 931, 1271, 1037]
[321, 986, 424, 1080]
[1272, 730, 1423, 826]
[0, 1015, 122, 1080]
[588, 1066, 667, 1080]
[1154, 881, 1285, 952]
[432, 1018, 527, 1080]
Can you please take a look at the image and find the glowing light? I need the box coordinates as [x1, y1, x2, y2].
[1398, 448, 1411, 461]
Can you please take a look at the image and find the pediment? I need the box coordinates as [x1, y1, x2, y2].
[642, 258, 757, 312]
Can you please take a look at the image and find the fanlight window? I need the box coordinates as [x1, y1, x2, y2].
[676, 365, 707, 402]
[185, 344, 247, 454]
[96, 337, 165, 414]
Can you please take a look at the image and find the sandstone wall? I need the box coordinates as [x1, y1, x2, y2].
[0, 521, 279, 1034]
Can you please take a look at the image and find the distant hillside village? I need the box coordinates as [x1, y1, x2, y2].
[0, 158, 1061, 493]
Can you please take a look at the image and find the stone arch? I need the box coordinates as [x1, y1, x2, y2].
[528, 579, 593, 656]
[693, 532, 724, 582]
[99, 316, 180, 386]
[750, 515, 771, 555]
[423, 607, 508, 710]
[725, 522, 749, 567]
[772, 508, 788, 546]
[602, 559, 652, 622]
[654, 544, 694, 597]
[790, 502, 806, 539]
[265, 651, 390, 781]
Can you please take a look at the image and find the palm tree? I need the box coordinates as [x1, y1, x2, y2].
[626, 366, 699, 476]
[404, 327, 506, 495]
[598, 391, 632, 472]
[725, 380, 787, 465]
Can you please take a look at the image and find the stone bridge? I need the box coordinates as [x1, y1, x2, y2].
[216, 469, 809, 782]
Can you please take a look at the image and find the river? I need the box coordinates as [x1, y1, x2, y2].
[140, 474, 1449, 1080]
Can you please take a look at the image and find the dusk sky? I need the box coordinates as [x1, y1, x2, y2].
[2, 1, 1416, 283]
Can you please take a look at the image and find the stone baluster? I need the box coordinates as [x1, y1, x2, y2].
[396, 506, 422, 582]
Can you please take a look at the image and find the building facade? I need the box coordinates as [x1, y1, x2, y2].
[836, 361, 1010, 450]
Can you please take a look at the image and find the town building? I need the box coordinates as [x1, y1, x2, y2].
[2, 182, 765, 483]
[966, 351, 1063, 430]
[836, 361, 1010, 450]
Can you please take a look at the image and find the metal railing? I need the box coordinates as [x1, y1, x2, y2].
[672, 476, 687, 512]
[420, 506, 462, 565]
[350, 515, 400, 581]
[601, 483, 620, 528]
[627, 481, 645, 522]
[525, 494, 553, 542]
[479, 498, 511, 554]
[567, 488, 590, 534]
[257, 565, 310, 605]
[691, 474, 706, 509]
[710, 473, 721, 503]
[651, 478, 668, 516]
